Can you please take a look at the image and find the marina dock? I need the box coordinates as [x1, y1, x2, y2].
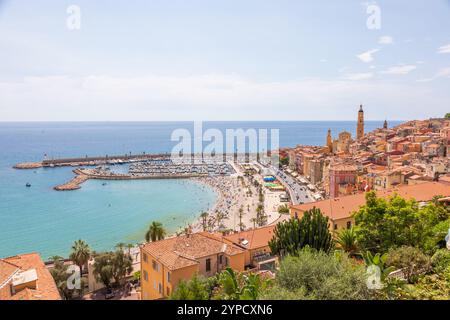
[14, 152, 260, 191]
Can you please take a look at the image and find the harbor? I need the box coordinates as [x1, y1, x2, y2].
[16, 155, 237, 191]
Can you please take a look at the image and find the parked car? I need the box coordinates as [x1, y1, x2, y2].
[105, 288, 115, 299]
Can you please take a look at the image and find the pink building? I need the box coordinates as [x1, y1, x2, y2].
[329, 164, 357, 198]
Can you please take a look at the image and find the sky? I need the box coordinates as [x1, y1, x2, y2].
[0, 0, 449, 121]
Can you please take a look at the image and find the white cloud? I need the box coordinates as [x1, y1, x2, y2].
[0, 73, 447, 121]
[379, 36, 394, 45]
[381, 65, 417, 75]
[342, 73, 374, 81]
[357, 49, 379, 63]
[437, 44, 450, 54]
[417, 67, 450, 82]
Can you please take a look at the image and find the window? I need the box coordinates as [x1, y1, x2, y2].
[347, 221, 352, 229]
[159, 283, 162, 294]
[167, 287, 170, 296]
[219, 255, 223, 264]
[334, 224, 338, 230]
[143, 270, 148, 281]
[167, 272, 171, 283]
[206, 258, 211, 272]
[152, 260, 159, 272]
[143, 253, 148, 263]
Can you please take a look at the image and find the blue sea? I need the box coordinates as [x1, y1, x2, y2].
[0, 121, 400, 259]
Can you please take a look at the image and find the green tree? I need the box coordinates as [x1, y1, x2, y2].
[49, 257, 85, 300]
[145, 221, 167, 242]
[256, 204, 267, 227]
[133, 271, 141, 282]
[170, 274, 210, 300]
[354, 191, 449, 253]
[431, 249, 450, 274]
[126, 243, 134, 255]
[215, 211, 227, 229]
[92, 252, 114, 289]
[250, 217, 257, 229]
[336, 227, 358, 256]
[278, 205, 290, 215]
[111, 250, 133, 285]
[269, 208, 333, 256]
[115, 242, 126, 251]
[238, 207, 245, 231]
[69, 239, 91, 275]
[216, 268, 269, 300]
[280, 157, 289, 166]
[261, 249, 372, 300]
[445, 113, 450, 119]
[200, 212, 209, 232]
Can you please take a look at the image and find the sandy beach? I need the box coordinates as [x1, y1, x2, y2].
[189, 164, 283, 233]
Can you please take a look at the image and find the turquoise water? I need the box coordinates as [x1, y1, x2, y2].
[0, 121, 401, 259]
[0, 165, 216, 259]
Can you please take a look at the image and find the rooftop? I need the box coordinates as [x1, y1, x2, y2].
[0, 253, 61, 300]
[141, 232, 244, 271]
[223, 225, 275, 250]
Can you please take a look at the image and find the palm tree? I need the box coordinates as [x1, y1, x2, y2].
[238, 207, 245, 231]
[126, 243, 134, 256]
[215, 211, 227, 229]
[218, 268, 266, 300]
[48, 255, 64, 263]
[115, 242, 126, 251]
[336, 227, 358, 256]
[250, 218, 257, 229]
[200, 212, 209, 231]
[69, 239, 91, 275]
[145, 221, 166, 242]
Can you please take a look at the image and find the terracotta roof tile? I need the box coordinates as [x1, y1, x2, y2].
[142, 233, 244, 271]
[224, 225, 275, 250]
[1, 253, 61, 300]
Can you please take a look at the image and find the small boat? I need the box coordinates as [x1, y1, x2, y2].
[102, 183, 107, 186]
[26, 183, 31, 187]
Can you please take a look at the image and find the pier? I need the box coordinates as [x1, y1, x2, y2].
[14, 152, 269, 191]
[13, 152, 271, 170]
[53, 168, 206, 191]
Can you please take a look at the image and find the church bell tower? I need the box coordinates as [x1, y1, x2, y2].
[357, 105, 364, 140]
[326, 129, 333, 153]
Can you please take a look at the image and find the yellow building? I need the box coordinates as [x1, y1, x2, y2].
[140, 232, 245, 300]
[223, 225, 277, 271]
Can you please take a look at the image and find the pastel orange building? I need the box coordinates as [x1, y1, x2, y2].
[140, 232, 245, 300]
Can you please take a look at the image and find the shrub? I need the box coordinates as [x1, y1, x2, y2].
[269, 208, 333, 256]
[386, 246, 431, 284]
[260, 249, 372, 300]
[431, 249, 450, 274]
